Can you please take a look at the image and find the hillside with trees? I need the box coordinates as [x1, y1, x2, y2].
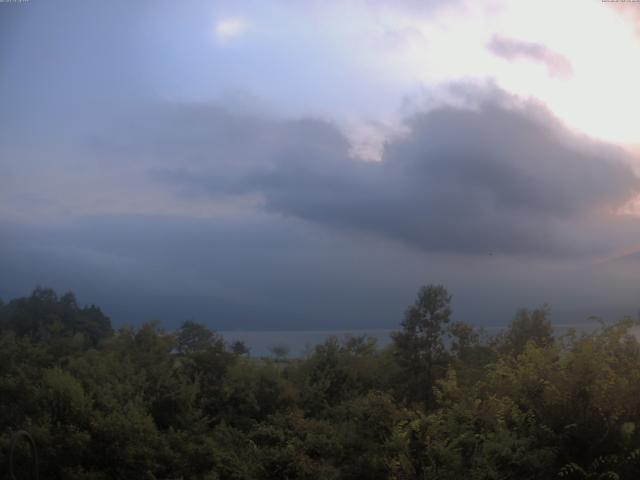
[2, 286, 640, 479]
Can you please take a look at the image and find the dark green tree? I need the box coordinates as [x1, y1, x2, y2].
[230, 340, 250, 356]
[0, 287, 112, 347]
[498, 305, 554, 355]
[176, 320, 217, 355]
[392, 284, 452, 407]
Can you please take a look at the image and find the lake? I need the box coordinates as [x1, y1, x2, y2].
[220, 323, 602, 357]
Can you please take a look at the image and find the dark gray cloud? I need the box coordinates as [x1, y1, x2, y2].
[2, 211, 638, 331]
[142, 94, 639, 258]
[0, 215, 451, 330]
[3, 90, 640, 329]
[4, 0, 640, 333]
[488, 35, 573, 78]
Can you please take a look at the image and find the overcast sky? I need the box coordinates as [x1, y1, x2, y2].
[2, 0, 640, 330]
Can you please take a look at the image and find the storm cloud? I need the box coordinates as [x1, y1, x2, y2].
[146, 93, 640, 258]
[3, 0, 640, 330]
[5, 91, 639, 329]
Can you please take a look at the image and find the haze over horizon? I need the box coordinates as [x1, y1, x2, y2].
[2, 0, 640, 330]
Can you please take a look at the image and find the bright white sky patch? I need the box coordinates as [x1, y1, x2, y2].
[290, 0, 640, 173]
[351, 0, 640, 148]
[214, 17, 249, 43]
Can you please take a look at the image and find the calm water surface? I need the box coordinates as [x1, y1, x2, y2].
[220, 323, 601, 357]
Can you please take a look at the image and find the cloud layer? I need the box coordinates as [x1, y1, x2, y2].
[4, 0, 640, 329]
[488, 35, 573, 78]
[145, 91, 639, 257]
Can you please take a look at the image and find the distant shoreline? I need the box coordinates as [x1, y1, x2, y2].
[220, 322, 602, 357]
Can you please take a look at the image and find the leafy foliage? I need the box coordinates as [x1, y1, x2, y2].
[2, 286, 640, 479]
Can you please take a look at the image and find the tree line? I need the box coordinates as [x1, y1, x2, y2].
[1, 285, 640, 479]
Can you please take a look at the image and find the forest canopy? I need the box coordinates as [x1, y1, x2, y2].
[2, 286, 640, 479]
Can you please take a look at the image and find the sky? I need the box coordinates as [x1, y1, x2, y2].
[2, 0, 640, 330]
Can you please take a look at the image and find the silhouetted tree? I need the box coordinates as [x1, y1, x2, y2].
[498, 305, 554, 355]
[231, 339, 250, 356]
[176, 320, 217, 355]
[0, 287, 111, 347]
[392, 284, 452, 407]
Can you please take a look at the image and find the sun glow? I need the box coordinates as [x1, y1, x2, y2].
[375, 0, 640, 147]
[214, 17, 249, 44]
